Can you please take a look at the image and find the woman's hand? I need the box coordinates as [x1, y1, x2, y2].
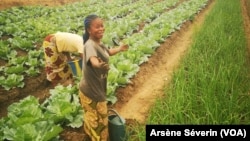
[90, 56, 109, 71]
[97, 57, 109, 70]
[108, 44, 129, 56]
[119, 44, 129, 52]
[98, 62, 110, 71]
[63, 52, 73, 61]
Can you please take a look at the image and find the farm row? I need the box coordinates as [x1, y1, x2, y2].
[0, 0, 210, 140]
[0, 0, 172, 95]
[0, 0, 208, 103]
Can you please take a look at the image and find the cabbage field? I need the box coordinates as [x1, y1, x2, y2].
[0, 0, 209, 101]
[0, 0, 237, 140]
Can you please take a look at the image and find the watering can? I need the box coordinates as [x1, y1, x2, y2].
[108, 109, 127, 141]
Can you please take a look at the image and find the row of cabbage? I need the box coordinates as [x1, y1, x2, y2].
[0, 85, 83, 141]
[0, 1, 180, 139]
[0, 0, 159, 90]
[0, 0, 210, 140]
[0, 0, 209, 103]
[107, 0, 209, 102]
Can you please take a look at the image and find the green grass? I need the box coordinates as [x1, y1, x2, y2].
[149, 0, 250, 124]
[128, 0, 250, 140]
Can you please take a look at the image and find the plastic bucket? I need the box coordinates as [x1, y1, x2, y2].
[68, 59, 82, 77]
[108, 109, 127, 141]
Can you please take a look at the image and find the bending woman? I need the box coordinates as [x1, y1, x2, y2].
[79, 14, 128, 141]
[42, 32, 83, 87]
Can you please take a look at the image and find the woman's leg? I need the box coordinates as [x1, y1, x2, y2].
[79, 91, 109, 141]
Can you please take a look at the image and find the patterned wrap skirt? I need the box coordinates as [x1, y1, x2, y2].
[42, 34, 73, 82]
[79, 90, 109, 141]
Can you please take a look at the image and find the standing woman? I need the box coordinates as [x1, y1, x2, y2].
[42, 32, 83, 87]
[79, 14, 128, 141]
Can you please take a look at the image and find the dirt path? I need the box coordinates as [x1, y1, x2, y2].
[113, 0, 216, 124]
[0, 0, 82, 10]
[241, 0, 250, 59]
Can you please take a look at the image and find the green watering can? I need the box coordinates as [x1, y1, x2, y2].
[108, 109, 127, 141]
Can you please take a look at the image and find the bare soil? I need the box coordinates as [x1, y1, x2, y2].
[0, 0, 250, 141]
[242, 0, 250, 58]
[0, 0, 83, 10]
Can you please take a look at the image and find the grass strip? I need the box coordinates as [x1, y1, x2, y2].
[126, 0, 250, 140]
[147, 0, 250, 125]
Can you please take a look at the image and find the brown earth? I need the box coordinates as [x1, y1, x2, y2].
[243, 0, 250, 58]
[0, 0, 250, 141]
[0, 0, 84, 10]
